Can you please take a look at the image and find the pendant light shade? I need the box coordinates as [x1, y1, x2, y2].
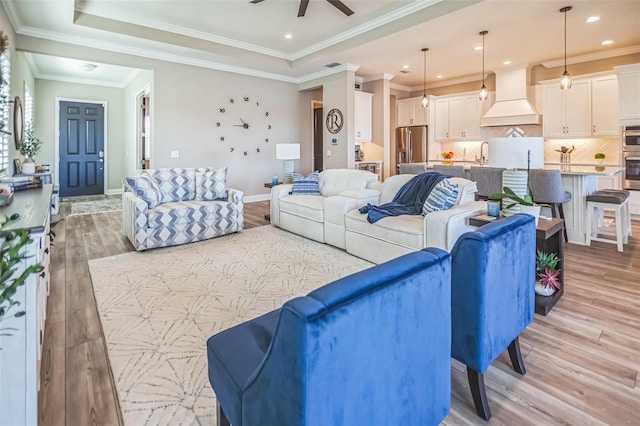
[421, 48, 429, 108]
[560, 6, 572, 90]
[479, 30, 488, 101]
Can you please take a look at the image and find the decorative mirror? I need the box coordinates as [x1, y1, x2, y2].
[13, 95, 23, 149]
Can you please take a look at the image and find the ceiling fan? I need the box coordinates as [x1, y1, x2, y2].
[249, 0, 354, 18]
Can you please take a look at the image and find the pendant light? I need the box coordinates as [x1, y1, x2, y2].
[478, 30, 488, 101]
[560, 6, 572, 90]
[421, 47, 429, 108]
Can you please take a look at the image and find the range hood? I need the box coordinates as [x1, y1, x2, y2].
[480, 65, 541, 127]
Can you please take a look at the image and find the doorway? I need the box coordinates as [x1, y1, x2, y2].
[58, 100, 105, 197]
[313, 102, 323, 172]
[136, 88, 151, 169]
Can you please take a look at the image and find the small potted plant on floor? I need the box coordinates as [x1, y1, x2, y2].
[535, 250, 562, 296]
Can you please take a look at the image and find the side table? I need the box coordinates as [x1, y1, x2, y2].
[468, 215, 565, 315]
[263, 182, 280, 221]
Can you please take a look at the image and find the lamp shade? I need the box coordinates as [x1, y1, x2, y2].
[276, 143, 300, 160]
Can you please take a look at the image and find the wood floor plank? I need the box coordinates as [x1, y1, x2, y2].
[38, 199, 640, 425]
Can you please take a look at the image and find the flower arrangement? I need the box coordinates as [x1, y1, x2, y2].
[441, 151, 454, 159]
[17, 127, 43, 160]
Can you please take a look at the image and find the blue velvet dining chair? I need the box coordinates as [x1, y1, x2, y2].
[450, 214, 536, 420]
[207, 247, 452, 426]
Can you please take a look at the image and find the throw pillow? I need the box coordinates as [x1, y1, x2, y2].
[124, 175, 162, 208]
[196, 167, 228, 201]
[422, 178, 459, 215]
[291, 171, 321, 195]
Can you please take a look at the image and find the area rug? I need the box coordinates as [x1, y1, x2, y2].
[69, 197, 122, 216]
[88, 226, 373, 425]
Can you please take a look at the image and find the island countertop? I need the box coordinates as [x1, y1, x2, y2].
[421, 162, 624, 176]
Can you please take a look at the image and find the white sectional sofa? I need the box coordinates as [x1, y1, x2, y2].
[270, 169, 379, 246]
[271, 169, 486, 264]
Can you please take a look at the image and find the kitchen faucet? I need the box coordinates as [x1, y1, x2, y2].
[479, 141, 488, 165]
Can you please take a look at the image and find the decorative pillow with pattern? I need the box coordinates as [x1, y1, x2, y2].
[124, 175, 162, 208]
[291, 171, 321, 195]
[422, 178, 459, 215]
[195, 167, 228, 201]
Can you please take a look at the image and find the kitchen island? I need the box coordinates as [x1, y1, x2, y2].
[409, 162, 626, 245]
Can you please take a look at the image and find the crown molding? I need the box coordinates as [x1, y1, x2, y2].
[2, 0, 22, 34]
[34, 73, 131, 88]
[541, 45, 640, 68]
[390, 82, 412, 92]
[297, 63, 361, 85]
[363, 73, 395, 82]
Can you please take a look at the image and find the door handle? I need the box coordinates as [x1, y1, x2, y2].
[99, 150, 104, 158]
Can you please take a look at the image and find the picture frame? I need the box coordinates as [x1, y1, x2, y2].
[13, 159, 22, 175]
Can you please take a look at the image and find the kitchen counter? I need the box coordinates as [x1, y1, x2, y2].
[421, 161, 624, 176]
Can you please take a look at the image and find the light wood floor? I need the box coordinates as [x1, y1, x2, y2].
[39, 200, 640, 425]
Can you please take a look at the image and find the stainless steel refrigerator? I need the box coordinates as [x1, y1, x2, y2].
[396, 125, 428, 166]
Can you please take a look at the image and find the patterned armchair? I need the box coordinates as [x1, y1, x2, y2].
[122, 167, 243, 251]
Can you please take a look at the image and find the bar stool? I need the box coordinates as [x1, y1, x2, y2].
[469, 166, 506, 200]
[529, 170, 571, 241]
[585, 190, 631, 252]
[433, 165, 466, 178]
[398, 163, 427, 174]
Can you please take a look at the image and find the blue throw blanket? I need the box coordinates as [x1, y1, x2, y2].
[359, 172, 448, 223]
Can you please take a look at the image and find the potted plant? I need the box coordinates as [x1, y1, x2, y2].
[17, 127, 43, 175]
[488, 187, 541, 225]
[535, 250, 562, 296]
[595, 153, 605, 164]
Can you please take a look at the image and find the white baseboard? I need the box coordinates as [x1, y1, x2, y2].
[106, 188, 124, 195]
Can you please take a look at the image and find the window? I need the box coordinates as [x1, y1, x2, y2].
[0, 50, 9, 174]
[24, 83, 33, 132]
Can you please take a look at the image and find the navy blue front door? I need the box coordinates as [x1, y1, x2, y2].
[59, 101, 105, 197]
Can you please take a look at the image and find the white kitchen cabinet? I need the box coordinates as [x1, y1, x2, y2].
[543, 79, 591, 138]
[614, 64, 640, 123]
[0, 186, 52, 426]
[435, 94, 481, 141]
[355, 91, 373, 142]
[397, 96, 428, 127]
[630, 190, 640, 217]
[591, 75, 619, 136]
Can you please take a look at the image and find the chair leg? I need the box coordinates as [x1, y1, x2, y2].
[217, 401, 231, 426]
[558, 203, 568, 242]
[466, 367, 492, 421]
[507, 337, 526, 375]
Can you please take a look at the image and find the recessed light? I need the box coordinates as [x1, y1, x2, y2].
[586, 16, 600, 23]
[284, 33, 293, 39]
[402, 65, 409, 69]
[436, 75, 443, 79]
[601, 40, 613, 46]
[474, 46, 483, 51]
[503, 60, 512, 65]
[80, 63, 98, 72]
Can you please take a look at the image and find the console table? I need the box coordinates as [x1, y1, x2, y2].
[469, 215, 565, 315]
[0, 185, 53, 425]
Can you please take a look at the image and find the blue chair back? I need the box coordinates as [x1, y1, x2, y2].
[208, 247, 452, 426]
[450, 214, 536, 373]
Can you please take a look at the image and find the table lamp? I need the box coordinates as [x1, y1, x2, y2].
[276, 143, 300, 184]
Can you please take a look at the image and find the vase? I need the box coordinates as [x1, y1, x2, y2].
[520, 205, 541, 226]
[535, 281, 555, 296]
[22, 159, 36, 175]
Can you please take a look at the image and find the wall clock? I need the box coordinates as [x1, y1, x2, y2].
[217, 96, 273, 149]
[326, 108, 343, 134]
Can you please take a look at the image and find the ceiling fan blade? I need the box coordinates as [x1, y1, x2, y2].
[249, 0, 264, 4]
[297, 0, 309, 17]
[327, 0, 354, 16]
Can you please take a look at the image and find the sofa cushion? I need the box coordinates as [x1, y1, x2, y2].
[147, 200, 238, 229]
[140, 168, 195, 203]
[291, 171, 320, 195]
[423, 179, 459, 214]
[279, 195, 325, 222]
[124, 175, 162, 208]
[345, 209, 424, 249]
[319, 169, 377, 197]
[196, 167, 228, 201]
[449, 177, 477, 205]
